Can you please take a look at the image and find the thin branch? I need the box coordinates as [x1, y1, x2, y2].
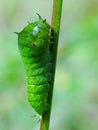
[40, 0, 63, 130]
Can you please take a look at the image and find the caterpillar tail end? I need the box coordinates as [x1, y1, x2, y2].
[30, 102, 48, 116]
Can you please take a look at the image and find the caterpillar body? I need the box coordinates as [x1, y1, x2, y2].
[18, 14, 53, 115]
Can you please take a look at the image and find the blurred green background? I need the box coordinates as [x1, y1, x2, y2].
[0, 0, 98, 130]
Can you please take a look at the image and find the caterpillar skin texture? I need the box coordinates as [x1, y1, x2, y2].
[18, 16, 52, 115]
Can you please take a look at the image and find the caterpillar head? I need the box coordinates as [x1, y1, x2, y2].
[18, 14, 50, 55]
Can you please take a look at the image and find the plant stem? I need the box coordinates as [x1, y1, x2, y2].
[40, 0, 63, 130]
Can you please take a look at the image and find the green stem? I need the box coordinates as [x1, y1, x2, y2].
[40, 0, 63, 130]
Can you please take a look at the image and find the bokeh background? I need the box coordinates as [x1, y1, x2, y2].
[0, 0, 98, 130]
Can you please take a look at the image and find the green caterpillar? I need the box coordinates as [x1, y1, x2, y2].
[17, 14, 53, 115]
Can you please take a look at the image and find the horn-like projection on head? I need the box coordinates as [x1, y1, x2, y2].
[36, 13, 42, 19]
[43, 19, 46, 22]
[14, 32, 19, 35]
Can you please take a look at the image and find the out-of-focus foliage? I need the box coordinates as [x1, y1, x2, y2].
[0, 0, 98, 130]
